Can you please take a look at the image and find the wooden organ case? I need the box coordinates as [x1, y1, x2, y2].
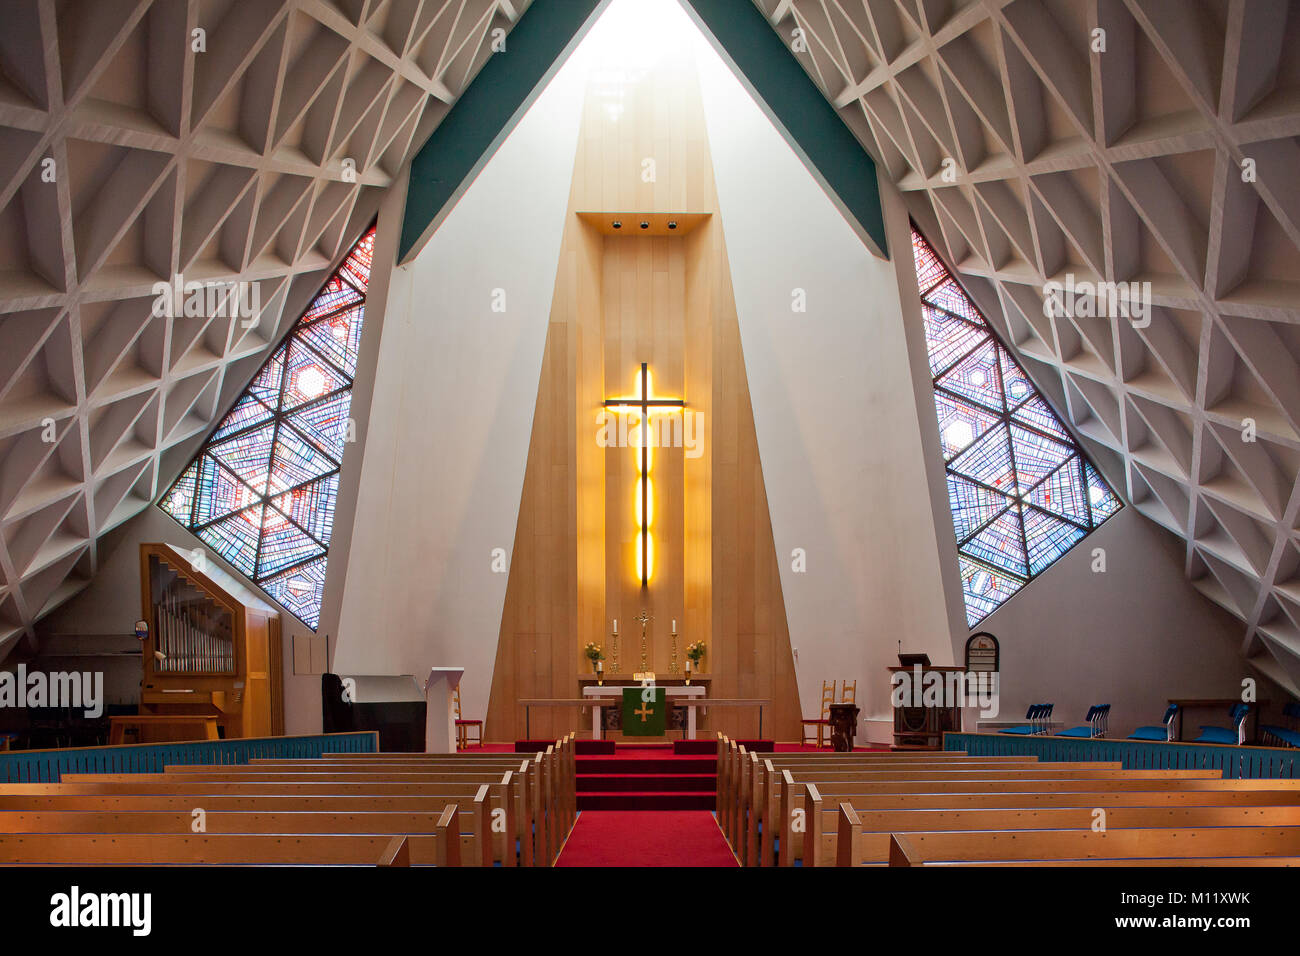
[138, 543, 282, 739]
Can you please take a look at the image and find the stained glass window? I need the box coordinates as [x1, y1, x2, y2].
[911, 227, 1122, 626]
[159, 226, 376, 629]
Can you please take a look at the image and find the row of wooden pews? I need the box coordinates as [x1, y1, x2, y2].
[0, 735, 575, 866]
[716, 735, 1300, 866]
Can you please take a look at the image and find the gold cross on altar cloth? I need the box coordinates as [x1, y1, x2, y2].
[634, 702, 653, 722]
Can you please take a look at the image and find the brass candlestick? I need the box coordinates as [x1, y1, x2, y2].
[611, 626, 619, 673]
[670, 627, 679, 674]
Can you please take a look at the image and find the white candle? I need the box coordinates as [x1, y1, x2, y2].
[685, 658, 692, 672]
[613, 619, 618, 635]
[672, 619, 677, 633]
[596, 660, 603, 672]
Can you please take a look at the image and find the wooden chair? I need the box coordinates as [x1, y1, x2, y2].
[454, 687, 482, 749]
[839, 680, 856, 705]
[800, 681, 835, 749]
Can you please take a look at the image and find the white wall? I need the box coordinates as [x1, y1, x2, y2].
[968, 505, 1265, 736]
[694, 39, 963, 736]
[324, 54, 590, 728]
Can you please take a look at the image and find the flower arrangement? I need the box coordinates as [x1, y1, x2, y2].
[583, 642, 605, 663]
[686, 640, 706, 665]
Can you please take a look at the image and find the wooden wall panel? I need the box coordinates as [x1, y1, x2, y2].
[487, 36, 801, 742]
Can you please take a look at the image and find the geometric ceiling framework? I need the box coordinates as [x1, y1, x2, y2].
[913, 226, 1122, 626]
[159, 227, 376, 630]
[758, 0, 1300, 692]
[0, 0, 528, 658]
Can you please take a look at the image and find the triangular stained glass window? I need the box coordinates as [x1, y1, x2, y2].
[912, 226, 1122, 626]
[157, 226, 376, 629]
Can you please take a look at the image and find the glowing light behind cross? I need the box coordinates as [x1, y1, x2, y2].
[604, 363, 684, 587]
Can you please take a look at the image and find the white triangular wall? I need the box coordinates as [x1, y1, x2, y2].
[326, 51, 592, 723]
[693, 34, 964, 733]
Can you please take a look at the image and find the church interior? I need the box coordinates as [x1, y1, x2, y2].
[1, 0, 1300, 895]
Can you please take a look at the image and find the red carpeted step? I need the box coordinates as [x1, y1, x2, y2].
[575, 740, 617, 755]
[577, 791, 716, 811]
[578, 773, 715, 792]
[576, 756, 715, 774]
[672, 739, 716, 755]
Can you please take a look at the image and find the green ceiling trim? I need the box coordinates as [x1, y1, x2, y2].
[399, 0, 889, 261]
[680, 0, 888, 258]
[398, 0, 607, 262]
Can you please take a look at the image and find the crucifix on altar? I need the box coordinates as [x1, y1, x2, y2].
[603, 362, 685, 590]
[576, 355, 706, 739]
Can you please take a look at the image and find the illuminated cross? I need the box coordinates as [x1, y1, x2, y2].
[634, 702, 654, 722]
[604, 362, 685, 587]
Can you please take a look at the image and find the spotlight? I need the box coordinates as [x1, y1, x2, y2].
[612, 220, 622, 229]
[667, 220, 678, 230]
[639, 221, 649, 229]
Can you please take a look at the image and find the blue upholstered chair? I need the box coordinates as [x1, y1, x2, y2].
[1129, 704, 1178, 741]
[1261, 702, 1300, 748]
[1058, 704, 1110, 738]
[1000, 703, 1053, 735]
[1193, 702, 1249, 745]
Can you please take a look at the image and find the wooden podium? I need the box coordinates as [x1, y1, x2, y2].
[888, 653, 963, 751]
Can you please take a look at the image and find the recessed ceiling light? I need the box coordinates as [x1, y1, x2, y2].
[639, 221, 649, 229]
[612, 220, 622, 229]
[667, 221, 677, 230]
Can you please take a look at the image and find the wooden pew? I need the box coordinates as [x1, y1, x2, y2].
[0, 807, 462, 866]
[0, 792, 509, 866]
[726, 750, 1044, 861]
[313, 733, 577, 849]
[799, 783, 1300, 866]
[275, 740, 577, 858]
[877, 825, 1300, 866]
[71, 741, 576, 866]
[0, 802, 485, 866]
[719, 743, 1029, 850]
[771, 772, 1300, 866]
[191, 748, 570, 864]
[826, 802, 1300, 866]
[754, 764, 1234, 867]
[742, 757, 1171, 866]
[713, 736, 1033, 842]
[240, 757, 562, 864]
[34, 771, 526, 866]
[712, 734, 1014, 820]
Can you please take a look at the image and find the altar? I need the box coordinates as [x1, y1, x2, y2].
[580, 680, 707, 739]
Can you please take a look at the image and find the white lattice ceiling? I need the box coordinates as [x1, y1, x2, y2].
[0, 0, 525, 659]
[757, 0, 1300, 693]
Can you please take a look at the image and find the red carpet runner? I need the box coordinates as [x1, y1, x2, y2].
[576, 744, 716, 810]
[556, 811, 738, 866]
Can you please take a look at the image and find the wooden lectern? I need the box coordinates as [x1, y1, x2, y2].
[888, 653, 963, 751]
[424, 667, 465, 753]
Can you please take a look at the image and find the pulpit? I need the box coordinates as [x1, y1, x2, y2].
[424, 667, 465, 753]
[888, 653, 964, 751]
